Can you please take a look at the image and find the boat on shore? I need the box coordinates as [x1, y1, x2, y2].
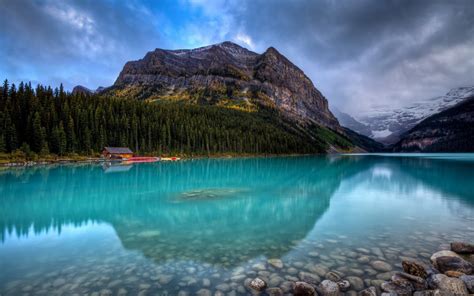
[122, 156, 160, 164]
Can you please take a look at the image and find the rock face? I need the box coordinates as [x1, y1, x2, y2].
[393, 96, 474, 152]
[112, 41, 340, 130]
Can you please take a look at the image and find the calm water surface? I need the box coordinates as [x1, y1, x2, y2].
[0, 154, 473, 295]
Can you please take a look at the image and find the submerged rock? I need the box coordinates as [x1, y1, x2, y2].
[370, 260, 392, 272]
[381, 280, 414, 296]
[318, 280, 340, 296]
[427, 273, 468, 295]
[196, 289, 212, 296]
[325, 271, 342, 282]
[267, 258, 283, 269]
[357, 286, 376, 296]
[299, 272, 321, 285]
[402, 260, 428, 278]
[266, 287, 284, 296]
[336, 280, 350, 292]
[293, 281, 316, 296]
[345, 276, 364, 291]
[249, 277, 267, 291]
[451, 242, 474, 254]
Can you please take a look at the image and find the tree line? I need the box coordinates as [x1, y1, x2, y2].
[0, 80, 330, 157]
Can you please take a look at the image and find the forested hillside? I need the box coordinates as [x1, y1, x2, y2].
[0, 80, 353, 159]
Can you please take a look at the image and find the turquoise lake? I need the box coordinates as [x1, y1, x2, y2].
[0, 154, 473, 295]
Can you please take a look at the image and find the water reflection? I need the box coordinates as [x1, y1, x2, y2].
[0, 157, 367, 264]
[0, 155, 473, 295]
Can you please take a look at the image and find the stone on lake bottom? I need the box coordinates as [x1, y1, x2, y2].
[337, 280, 350, 291]
[267, 258, 283, 269]
[266, 287, 284, 296]
[249, 277, 267, 291]
[293, 281, 316, 296]
[370, 260, 392, 272]
[196, 289, 212, 296]
[318, 280, 340, 296]
[346, 276, 364, 291]
[358, 286, 377, 296]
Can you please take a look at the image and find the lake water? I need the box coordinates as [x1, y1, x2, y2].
[0, 154, 473, 295]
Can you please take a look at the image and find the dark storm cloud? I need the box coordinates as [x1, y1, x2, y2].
[0, 0, 164, 89]
[224, 0, 474, 112]
[1, 0, 473, 113]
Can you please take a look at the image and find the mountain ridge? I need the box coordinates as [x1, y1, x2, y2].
[393, 95, 474, 152]
[107, 41, 341, 130]
[345, 86, 474, 144]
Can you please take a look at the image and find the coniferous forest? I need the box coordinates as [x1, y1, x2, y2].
[0, 80, 352, 159]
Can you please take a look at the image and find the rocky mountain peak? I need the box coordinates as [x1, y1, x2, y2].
[111, 42, 341, 130]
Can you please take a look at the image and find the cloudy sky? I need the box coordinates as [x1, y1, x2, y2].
[1, 0, 473, 114]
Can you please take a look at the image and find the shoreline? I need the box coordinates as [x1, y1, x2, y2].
[0, 153, 327, 168]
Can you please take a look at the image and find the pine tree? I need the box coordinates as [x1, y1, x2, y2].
[31, 112, 44, 153]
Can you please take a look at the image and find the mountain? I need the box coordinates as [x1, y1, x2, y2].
[332, 108, 373, 137]
[393, 96, 474, 152]
[342, 127, 385, 152]
[72, 85, 105, 95]
[355, 86, 474, 144]
[72, 85, 93, 95]
[108, 41, 340, 130]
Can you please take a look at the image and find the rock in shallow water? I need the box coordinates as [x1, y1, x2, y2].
[430, 250, 460, 269]
[293, 281, 316, 296]
[460, 274, 474, 293]
[337, 280, 350, 292]
[402, 260, 428, 278]
[299, 272, 321, 285]
[370, 260, 392, 272]
[435, 256, 473, 274]
[451, 242, 474, 254]
[357, 286, 376, 296]
[266, 287, 284, 296]
[249, 277, 267, 291]
[345, 276, 364, 291]
[318, 280, 340, 296]
[267, 258, 283, 269]
[427, 273, 469, 295]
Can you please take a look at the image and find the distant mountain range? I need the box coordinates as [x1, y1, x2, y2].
[393, 96, 474, 152]
[334, 86, 474, 145]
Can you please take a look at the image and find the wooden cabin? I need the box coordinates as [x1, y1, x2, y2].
[102, 147, 133, 159]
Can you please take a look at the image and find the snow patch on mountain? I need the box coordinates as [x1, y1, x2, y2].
[352, 86, 474, 144]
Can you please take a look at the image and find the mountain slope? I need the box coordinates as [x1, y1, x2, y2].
[332, 108, 373, 137]
[356, 86, 474, 144]
[393, 96, 474, 152]
[107, 41, 340, 130]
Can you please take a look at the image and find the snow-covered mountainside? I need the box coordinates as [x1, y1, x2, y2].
[350, 86, 474, 144]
